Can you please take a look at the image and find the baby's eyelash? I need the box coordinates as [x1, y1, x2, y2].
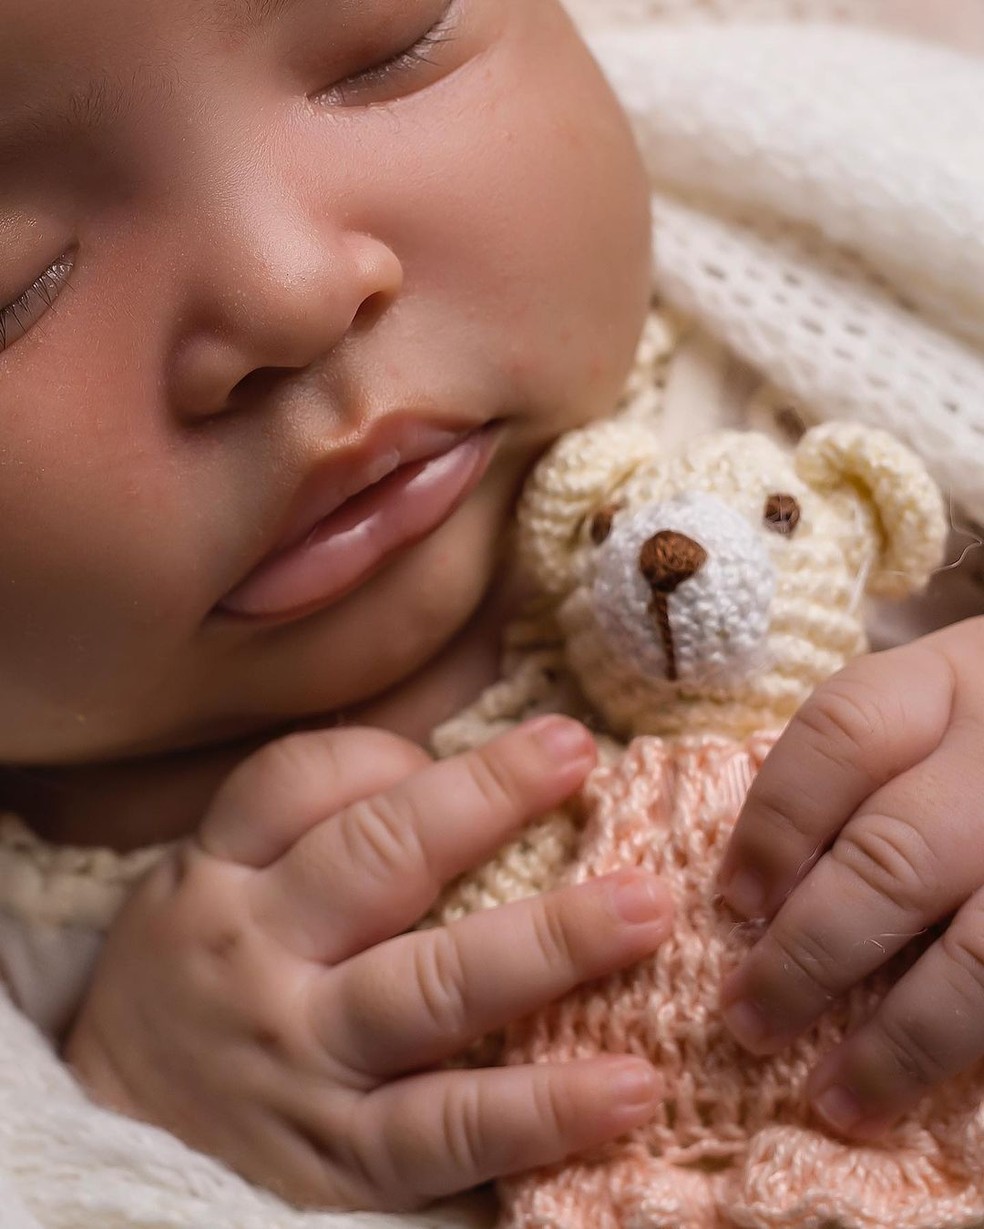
[326, 3, 460, 99]
[390, 25, 455, 72]
[0, 257, 73, 352]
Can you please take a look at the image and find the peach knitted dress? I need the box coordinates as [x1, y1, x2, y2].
[496, 736, 984, 1229]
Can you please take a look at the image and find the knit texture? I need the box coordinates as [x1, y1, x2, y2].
[498, 737, 984, 1229]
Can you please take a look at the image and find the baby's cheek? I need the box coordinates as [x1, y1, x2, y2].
[0, 519, 194, 760]
[389, 0, 650, 432]
[504, 2, 652, 408]
[0, 383, 211, 758]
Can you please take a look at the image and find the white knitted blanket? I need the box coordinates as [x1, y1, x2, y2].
[586, 9, 984, 525]
[1, 4, 981, 1227]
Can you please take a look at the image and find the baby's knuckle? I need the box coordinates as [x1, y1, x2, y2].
[530, 896, 578, 972]
[313, 1112, 405, 1212]
[440, 1081, 489, 1177]
[940, 921, 984, 1007]
[530, 1069, 568, 1145]
[244, 1017, 297, 1061]
[797, 674, 890, 763]
[339, 795, 429, 888]
[834, 814, 942, 912]
[243, 730, 329, 791]
[335, 964, 405, 1064]
[352, 1121, 425, 1212]
[349, 729, 433, 777]
[770, 925, 844, 997]
[267, 1129, 357, 1210]
[412, 931, 470, 1040]
[144, 849, 241, 951]
[468, 746, 523, 816]
[871, 1012, 948, 1088]
[746, 792, 819, 848]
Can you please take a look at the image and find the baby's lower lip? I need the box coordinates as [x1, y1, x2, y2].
[217, 424, 500, 623]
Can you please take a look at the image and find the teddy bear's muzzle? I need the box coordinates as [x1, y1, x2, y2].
[590, 492, 777, 691]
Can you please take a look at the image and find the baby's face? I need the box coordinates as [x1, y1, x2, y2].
[0, 0, 650, 765]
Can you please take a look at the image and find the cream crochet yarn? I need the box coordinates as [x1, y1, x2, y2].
[431, 417, 958, 1229]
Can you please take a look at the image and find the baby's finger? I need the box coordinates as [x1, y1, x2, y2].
[350, 1058, 661, 1208]
[808, 887, 984, 1138]
[253, 717, 596, 963]
[317, 872, 672, 1076]
[718, 646, 952, 920]
[198, 727, 431, 866]
[721, 734, 979, 1054]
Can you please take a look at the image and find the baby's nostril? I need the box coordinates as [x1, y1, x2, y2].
[639, 530, 708, 595]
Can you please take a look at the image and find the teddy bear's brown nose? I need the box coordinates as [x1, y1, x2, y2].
[639, 531, 708, 683]
[639, 531, 708, 595]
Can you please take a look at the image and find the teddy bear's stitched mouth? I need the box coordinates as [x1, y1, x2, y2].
[639, 529, 708, 680]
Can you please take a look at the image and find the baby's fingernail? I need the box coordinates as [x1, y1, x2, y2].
[811, 1079, 897, 1139]
[721, 869, 765, 918]
[813, 1083, 864, 1133]
[527, 715, 593, 762]
[607, 1060, 661, 1107]
[610, 874, 669, 926]
[722, 998, 770, 1051]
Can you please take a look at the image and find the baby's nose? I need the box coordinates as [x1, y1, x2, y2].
[170, 225, 403, 422]
[639, 530, 708, 596]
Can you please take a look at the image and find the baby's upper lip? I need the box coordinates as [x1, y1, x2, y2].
[246, 415, 483, 572]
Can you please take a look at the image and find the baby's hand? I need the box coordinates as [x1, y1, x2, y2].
[64, 717, 671, 1211]
[717, 618, 984, 1139]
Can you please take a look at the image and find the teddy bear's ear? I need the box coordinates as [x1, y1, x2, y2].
[795, 422, 948, 598]
[517, 419, 664, 596]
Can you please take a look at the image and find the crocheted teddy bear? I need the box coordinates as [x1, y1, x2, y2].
[428, 417, 980, 1229]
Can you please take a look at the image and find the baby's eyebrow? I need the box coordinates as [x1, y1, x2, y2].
[0, 0, 326, 169]
[0, 74, 163, 171]
[212, 0, 306, 37]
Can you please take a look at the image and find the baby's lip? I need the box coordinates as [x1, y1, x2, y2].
[219, 414, 488, 603]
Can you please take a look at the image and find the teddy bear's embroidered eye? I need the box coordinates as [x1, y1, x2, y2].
[589, 503, 623, 545]
[764, 492, 801, 536]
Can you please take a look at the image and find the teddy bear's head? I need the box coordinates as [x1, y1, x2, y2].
[518, 420, 947, 739]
